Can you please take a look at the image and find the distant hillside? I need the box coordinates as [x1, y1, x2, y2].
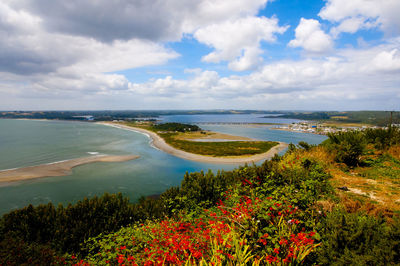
[0, 110, 274, 121]
[263, 111, 400, 126]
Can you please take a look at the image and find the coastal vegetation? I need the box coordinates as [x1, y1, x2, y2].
[1, 127, 400, 264]
[152, 122, 200, 132]
[126, 121, 279, 157]
[159, 132, 278, 157]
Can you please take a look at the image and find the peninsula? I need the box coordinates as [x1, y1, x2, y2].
[99, 122, 288, 164]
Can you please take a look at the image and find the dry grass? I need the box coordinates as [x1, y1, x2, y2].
[388, 145, 400, 159]
[322, 121, 371, 127]
[304, 146, 335, 165]
[302, 145, 400, 214]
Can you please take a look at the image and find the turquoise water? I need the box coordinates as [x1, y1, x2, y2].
[0, 118, 326, 215]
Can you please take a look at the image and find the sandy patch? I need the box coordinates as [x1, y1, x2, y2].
[0, 155, 139, 183]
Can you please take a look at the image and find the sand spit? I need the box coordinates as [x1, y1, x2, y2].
[0, 155, 139, 183]
[99, 122, 288, 164]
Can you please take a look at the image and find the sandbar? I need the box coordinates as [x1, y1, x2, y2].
[0, 155, 139, 183]
[99, 122, 288, 164]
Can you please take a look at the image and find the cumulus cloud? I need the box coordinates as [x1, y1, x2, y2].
[15, 0, 269, 42]
[195, 16, 288, 71]
[319, 0, 400, 36]
[289, 18, 333, 53]
[0, 2, 179, 77]
[1, 0, 399, 110]
[371, 48, 400, 72]
[3, 37, 399, 110]
[126, 39, 400, 109]
[0, 0, 277, 84]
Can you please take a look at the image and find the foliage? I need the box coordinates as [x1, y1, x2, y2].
[357, 153, 400, 180]
[161, 132, 279, 156]
[0, 193, 147, 254]
[72, 185, 321, 265]
[162, 169, 237, 213]
[152, 122, 200, 132]
[364, 126, 400, 150]
[316, 208, 400, 265]
[326, 131, 367, 167]
[297, 141, 314, 151]
[0, 235, 59, 265]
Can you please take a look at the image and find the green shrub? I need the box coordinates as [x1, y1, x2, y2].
[365, 127, 400, 150]
[316, 208, 400, 265]
[0, 235, 59, 265]
[152, 122, 200, 132]
[327, 131, 367, 167]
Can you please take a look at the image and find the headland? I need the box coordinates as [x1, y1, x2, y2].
[99, 122, 288, 164]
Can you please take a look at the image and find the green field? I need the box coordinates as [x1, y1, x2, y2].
[160, 132, 278, 156]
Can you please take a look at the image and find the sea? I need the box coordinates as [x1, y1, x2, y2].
[0, 115, 327, 215]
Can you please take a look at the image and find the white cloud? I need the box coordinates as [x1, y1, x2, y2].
[1, 0, 399, 110]
[319, 0, 400, 36]
[4, 38, 399, 110]
[329, 17, 367, 38]
[289, 18, 333, 53]
[14, 0, 269, 43]
[194, 16, 288, 71]
[371, 49, 400, 72]
[182, 0, 269, 32]
[125, 39, 400, 109]
[0, 2, 179, 77]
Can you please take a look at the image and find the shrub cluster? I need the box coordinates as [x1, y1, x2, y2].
[325, 127, 400, 167]
[152, 123, 200, 132]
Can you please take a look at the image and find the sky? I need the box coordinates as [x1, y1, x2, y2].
[0, 0, 399, 111]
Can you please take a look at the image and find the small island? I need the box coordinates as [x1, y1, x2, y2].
[100, 121, 288, 164]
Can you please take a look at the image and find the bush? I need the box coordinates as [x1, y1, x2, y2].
[364, 127, 400, 150]
[0, 193, 142, 253]
[327, 131, 366, 167]
[316, 208, 400, 265]
[152, 122, 200, 132]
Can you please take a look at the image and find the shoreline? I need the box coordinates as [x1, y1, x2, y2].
[0, 155, 139, 183]
[99, 122, 288, 164]
[270, 127, 326, 135]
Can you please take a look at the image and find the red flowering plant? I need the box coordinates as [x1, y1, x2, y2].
[72, 211, 254, 265]
[65, 162, 323, 266]
[208, 185, 321, 265]
[66, 187, 319, 265]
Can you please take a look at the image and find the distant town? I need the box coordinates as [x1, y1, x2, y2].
[272, 121, 391, 135]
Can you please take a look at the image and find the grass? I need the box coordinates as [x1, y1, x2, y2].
[160, 133, 278, 157]
[289, 145, 400, 214]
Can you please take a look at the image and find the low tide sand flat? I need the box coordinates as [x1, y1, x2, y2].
[0, 155, 139, 183]
[99, 122, 288, 164]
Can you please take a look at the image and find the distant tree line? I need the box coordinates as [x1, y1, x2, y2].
[152, 122, 200, 132]
[264, 111, 400, 126]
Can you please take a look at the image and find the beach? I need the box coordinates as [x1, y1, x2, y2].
[0, 155, 139, 183]
[99, 122, 288, 164]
